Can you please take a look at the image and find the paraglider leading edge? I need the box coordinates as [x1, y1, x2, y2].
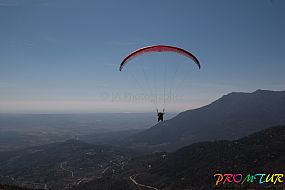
[119, 45, 201, 71]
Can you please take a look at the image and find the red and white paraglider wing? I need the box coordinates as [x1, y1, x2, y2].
[119, 45, 200, 71]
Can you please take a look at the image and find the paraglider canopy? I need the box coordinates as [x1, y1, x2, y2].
[119, 45, 201, 115]
[119, 45, 200, 71]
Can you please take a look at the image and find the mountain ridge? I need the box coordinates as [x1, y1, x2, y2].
[126, 89, 285, 151]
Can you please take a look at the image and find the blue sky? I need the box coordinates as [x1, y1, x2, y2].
[0, 0, 284, 113]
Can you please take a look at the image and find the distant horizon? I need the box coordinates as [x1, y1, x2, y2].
[0, 88, 284, 114]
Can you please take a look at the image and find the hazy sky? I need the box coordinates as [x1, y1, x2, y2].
[0, 0, 284, 113]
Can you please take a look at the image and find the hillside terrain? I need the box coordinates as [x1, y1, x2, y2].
[0, 140, 134, 190]
[76, 125, 285, 190]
